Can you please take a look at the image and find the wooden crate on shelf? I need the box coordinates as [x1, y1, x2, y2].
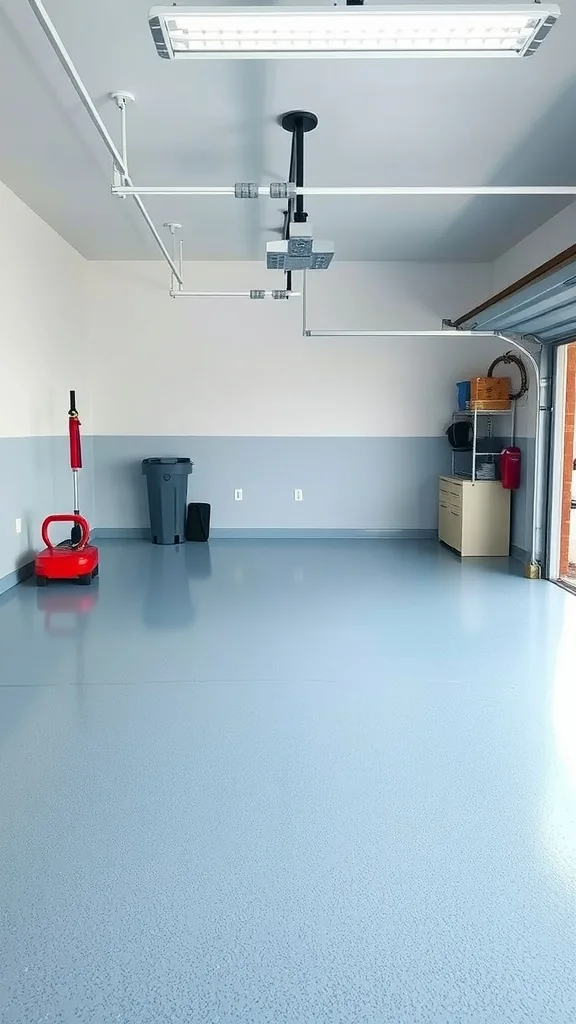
[469, 376, 511, 408]
[468, 398, 511, 412]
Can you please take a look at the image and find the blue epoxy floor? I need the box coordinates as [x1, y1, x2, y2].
[1, 540, 576, 1023]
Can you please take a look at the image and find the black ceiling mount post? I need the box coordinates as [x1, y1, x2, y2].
[280, 110, 318, 289]
[284, 131, 297, 292]
[294, 116, 306, 223]
[280, 110, 318, 225]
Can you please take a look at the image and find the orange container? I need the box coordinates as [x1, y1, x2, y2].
[470, 376, 511, 405]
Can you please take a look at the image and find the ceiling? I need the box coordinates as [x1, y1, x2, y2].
[1, 0, 576, 262]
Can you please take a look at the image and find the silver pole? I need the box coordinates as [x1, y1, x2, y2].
[120, 104, 128, 175]
[305, 329, 482, 337]
[297, 186, 576, 197]
[496, 333, 548, 575]
[113, 186, 237, 197]
[172, 292, 261, 298]
[110, 92, 134, 178]
[164, 222, 182, 293]
[131, 198, 182, 283]
[112, 185, 576, 198]
[472, 407, 478, 484]
[28, 0, 124, 168]
[27, 0, 183, 286]
[170, 291, 301, 298]
[72, 468, 79, 512]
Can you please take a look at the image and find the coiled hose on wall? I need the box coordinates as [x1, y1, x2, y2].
[487, 352, 529, 400]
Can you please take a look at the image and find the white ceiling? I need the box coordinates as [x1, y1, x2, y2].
[1, 0, 576, 262]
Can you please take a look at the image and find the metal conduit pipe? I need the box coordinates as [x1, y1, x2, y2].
[27, 0, 183, 286]
[170, 291, 300, 299]
[305, 329, 480, 336]
[294, 120, 306, 223]
[112, 185, 576, 198]
[285, 130, 297, 294]
[496, 334, 549, 577]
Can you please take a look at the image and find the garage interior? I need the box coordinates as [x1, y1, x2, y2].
[2, 2, 576, 1022]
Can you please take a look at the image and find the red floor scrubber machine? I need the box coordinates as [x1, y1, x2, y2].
[35, 392, 99, 587]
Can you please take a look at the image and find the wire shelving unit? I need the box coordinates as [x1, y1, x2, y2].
[450, 406, 516, 483]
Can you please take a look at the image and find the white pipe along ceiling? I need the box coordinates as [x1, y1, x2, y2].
[26, 0, 564, 575]
[113, 186, 576, 197]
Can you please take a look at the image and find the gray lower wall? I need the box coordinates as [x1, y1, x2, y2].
[0, 432, 535, 590]
[94, 436, 452, 534]
[0, 435, 95, 588]
[92, 434, 535, 552]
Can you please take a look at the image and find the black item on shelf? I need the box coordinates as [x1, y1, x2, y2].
[186, 503, 211, 542]
[480, 436, 505, 453]
[446, 422, 473, 451]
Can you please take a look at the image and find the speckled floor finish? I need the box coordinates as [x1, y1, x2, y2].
[1, 539, 576, 1023]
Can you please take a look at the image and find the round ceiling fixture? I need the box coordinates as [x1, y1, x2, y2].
[280, 110, 318, 134]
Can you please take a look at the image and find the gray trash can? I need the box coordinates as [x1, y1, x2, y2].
[142, 458, 193, 545]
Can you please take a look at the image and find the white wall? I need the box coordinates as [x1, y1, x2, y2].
[87, 260, 502, 438]
[493, 200, 576, 294]
[0, 180, 88, 438]
[86, 259, 514, 536]
[0, 180, 91, 580]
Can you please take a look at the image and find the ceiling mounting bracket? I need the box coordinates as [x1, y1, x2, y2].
[164, 223, 183, 292]
[110, 91, 135, 109]
[280, 111, 318, 136]
[110, 91, 135, 184]
[281, 112, 317, 226]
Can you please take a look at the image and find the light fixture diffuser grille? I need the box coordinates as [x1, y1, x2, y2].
[266, 240, 334, 271]
[287, 236, 314, 257]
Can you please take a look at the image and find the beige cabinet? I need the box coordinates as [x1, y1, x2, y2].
[438, 475, 511, 557]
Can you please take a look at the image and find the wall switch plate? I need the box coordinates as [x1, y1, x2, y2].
[294, 489, 303, 502]
[234, 488, 243, 501]
[15, 518, 22, 535]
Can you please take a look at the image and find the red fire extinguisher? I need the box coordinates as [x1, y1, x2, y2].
[500, 446, 521, 489]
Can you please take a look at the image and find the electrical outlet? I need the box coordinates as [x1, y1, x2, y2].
[294, 489, 303, 502]
[15, 518, 22, 535]
[235, 488, 243, 501]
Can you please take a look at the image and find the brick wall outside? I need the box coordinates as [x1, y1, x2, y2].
[560, 344, 576, 579]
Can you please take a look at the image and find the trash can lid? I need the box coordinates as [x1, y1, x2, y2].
[142, 457, 193, 474]
[142, 457, 192, 464]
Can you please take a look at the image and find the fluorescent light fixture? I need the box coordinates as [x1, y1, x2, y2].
[149, 4, 560, 59]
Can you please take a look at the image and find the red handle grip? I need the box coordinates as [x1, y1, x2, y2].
[41, 514, 89, 553]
